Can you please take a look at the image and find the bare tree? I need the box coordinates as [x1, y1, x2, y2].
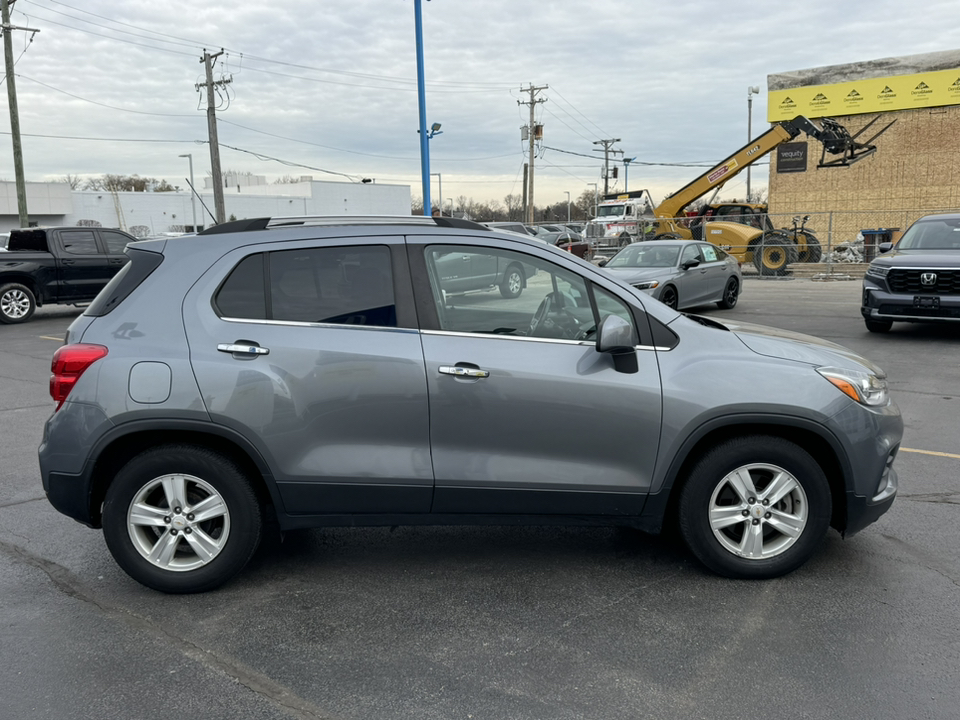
[60, 174, 82, 190]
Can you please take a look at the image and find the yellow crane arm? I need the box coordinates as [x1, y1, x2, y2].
[654, 115, 893, 220]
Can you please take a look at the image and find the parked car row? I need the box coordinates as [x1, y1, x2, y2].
[483, 222, 594, 261]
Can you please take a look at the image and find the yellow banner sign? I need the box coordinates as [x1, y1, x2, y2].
[768, 67, 960, 121]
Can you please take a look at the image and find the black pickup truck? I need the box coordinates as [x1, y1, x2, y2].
[0, 227, 136, 324]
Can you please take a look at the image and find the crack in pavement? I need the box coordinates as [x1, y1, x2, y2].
[881, 534, 960, 588]
[899, 492, 960, 505]
[0, 538, 340, 720]
[0, 497, 45, 509]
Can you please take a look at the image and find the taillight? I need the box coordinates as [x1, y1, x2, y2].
[50, 344, 108, 410]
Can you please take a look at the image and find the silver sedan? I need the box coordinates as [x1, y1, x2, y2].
[599, 239, 742, 310]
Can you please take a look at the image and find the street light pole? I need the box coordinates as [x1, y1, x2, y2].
[747, 85, 759, 202]
[623, 157, 635, 192]
[564, 191, 570, 222]
[414, 0, 431, 216]
[178, 153, 197, 231]
[447, 198, 453, 217]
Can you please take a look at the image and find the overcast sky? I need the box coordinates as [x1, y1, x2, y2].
[1, 0, 957, 209]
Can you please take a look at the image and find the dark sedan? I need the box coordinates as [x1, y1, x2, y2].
[539, 230, 594, 261]
[861, 213, 960, 332]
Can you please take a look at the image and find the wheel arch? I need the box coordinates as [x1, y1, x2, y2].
[0, 275, 42, 305]
[651, 416, 850, 536]
[85, 420, 281, 528]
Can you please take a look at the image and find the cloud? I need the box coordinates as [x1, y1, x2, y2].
[1, 0, 957, 207]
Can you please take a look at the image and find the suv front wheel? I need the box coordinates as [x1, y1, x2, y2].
[102, 445, 263, 593]
[678, 436, 831, 579]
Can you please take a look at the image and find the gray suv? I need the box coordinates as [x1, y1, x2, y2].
[40, 216, 902, 593]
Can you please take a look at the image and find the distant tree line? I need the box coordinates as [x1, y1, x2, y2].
[61, 174, 178, 192]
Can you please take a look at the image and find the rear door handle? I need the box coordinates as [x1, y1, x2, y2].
[439, 365, 489, 378]
[218, 343, 270, 356]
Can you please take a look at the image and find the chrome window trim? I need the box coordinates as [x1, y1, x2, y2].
[420, 328, 665, 351]
[219, 316, 417, 334]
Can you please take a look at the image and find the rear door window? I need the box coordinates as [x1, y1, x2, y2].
[214, 245, 396, 327]
[60, 230, 100, 255]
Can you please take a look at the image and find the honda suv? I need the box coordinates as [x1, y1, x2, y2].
[861, 213, 960, 332]
[40, 216, 902, 593]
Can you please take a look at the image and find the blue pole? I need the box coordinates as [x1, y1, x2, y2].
[414, 0, 431, 216]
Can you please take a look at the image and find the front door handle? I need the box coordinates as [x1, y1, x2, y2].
[439, 365, 489, 378]
[218, 343, 270, 356]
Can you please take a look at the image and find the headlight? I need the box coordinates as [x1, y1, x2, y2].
[632, 280, 659, 290]
[866, 265, 890, 278]
[817, 366, 888, 406]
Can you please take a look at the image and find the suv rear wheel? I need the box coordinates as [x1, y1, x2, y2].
[102, 445, 262, 593]
[678, 436, 831, 579]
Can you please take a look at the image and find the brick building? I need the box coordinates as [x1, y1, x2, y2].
[764, 49, 960, 245]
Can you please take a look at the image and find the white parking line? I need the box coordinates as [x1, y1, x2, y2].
[901, 447, 960, 460]
[38, 336, 62, 341]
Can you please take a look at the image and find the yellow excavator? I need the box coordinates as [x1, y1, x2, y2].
[646, 115, 893, 275]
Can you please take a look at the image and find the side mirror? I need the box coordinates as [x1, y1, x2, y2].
[597, 258, 608, 267]
[596, 314, 638, 374]
[878, 242, 893, 253]
[681, 260, 700, 270]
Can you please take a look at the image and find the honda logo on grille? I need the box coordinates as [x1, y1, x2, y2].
[921, 272, 937, 286]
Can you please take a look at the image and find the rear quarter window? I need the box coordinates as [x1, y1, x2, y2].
[85, 248, 164, 317]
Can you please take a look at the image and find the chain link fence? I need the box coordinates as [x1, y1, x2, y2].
[579, 207, 959, 278]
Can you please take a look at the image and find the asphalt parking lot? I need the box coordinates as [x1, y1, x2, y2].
[2, 278, 959, 720]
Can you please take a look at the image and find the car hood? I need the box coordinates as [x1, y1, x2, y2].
[870, 249, 960, 268]
[708, 317, 885, 375]
[603, 267, 673, 284]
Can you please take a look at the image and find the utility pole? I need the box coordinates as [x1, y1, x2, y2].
[518, 84, 547, 224]
[593, 138, 622, 196]
[521, 163, 528, 221]
[2, 0, 38, 227]
[197, 49, 231, 224]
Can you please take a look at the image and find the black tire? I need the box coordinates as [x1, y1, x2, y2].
[678, 435, 831, 579]
[716, 277, 739, 309]
[0, 282, 36, 324]
[752, 233, 798, 276]
[499, 264, 524, 298]
[102, 444, 263, 593]
[864, 317, 893, 333]
[653, 233, 682, 241]
[660, 285, 679, 310]
[618, 233, 632, 248]
[797, 233, 823, 263]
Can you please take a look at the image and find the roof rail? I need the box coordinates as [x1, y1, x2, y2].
[197, 215, 490, 235]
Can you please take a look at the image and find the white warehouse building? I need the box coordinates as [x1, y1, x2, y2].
[0, 178, 411, 235]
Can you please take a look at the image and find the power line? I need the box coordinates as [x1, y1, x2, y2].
[218, 143, 359, 182]
[0, 130, 202, 143]
[17, 74, 196, 117]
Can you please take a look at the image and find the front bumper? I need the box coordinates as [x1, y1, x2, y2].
[862, 282, 960, 323]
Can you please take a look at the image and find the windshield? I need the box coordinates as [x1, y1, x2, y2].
[597, 204, 626, 218]
[897, 217, 960, 250]
[607, 244, 681, 268]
